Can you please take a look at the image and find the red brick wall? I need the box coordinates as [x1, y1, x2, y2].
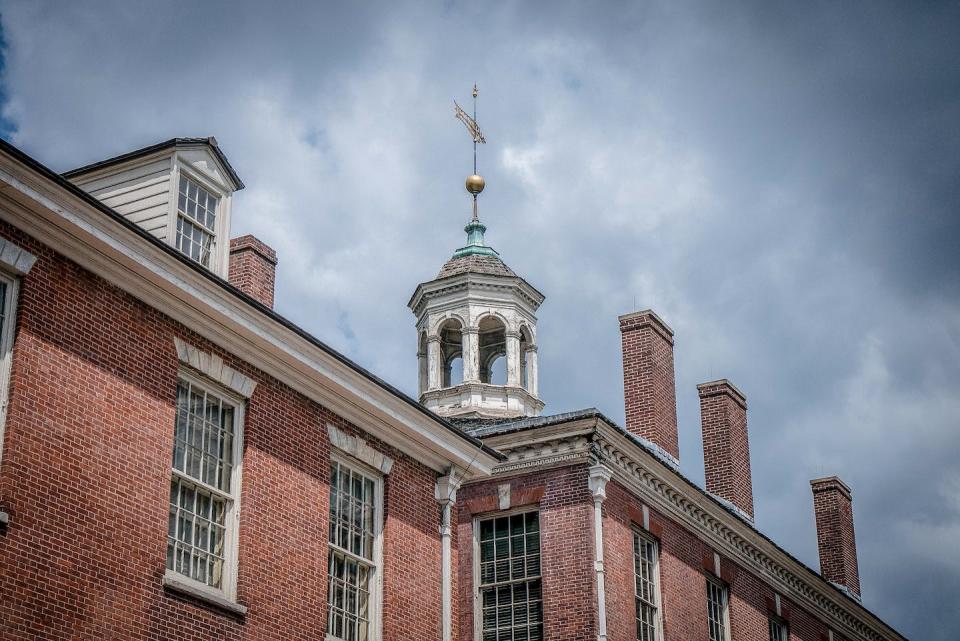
[455, 465, 597, 641]
[698, 379, 754, 518]
[228, 235, 277, 309]
[0, 221, 441, 640]
[602, 479, 838, 641]
[811, 477, 861, 597]
[619, 311, 679, 459]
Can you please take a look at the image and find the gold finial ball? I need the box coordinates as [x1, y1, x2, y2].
[466, 174, 485, 194]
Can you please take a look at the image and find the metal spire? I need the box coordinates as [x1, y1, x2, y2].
[452, 85, 497, 259]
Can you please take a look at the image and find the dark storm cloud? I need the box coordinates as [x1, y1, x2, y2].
[2, 2, 958, 638]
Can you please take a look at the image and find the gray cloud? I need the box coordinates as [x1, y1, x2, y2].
[3, 1, 958, 638]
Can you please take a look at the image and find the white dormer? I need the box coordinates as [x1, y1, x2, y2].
[63, 137, 244, 278]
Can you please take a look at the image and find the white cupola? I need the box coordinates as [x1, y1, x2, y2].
[408, 108, 544, 418]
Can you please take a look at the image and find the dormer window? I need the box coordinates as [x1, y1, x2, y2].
[176, 176, 219, 267]
[62, 137, 244, 279]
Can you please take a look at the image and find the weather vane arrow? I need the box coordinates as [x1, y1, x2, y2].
[454, 85, 486, 145]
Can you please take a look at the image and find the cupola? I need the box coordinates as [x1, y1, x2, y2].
[408, 88, 544, 418]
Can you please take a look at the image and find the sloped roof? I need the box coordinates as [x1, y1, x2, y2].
[63, 136, 245, 190]
[437, 253, 516, 279]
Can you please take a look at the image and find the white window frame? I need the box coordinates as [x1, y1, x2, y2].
[768, 615, 789, 641]
[633, 528, 663, 641]
[472, 506, 543, 641]
[706, 578, 732, 641]
[0, 271, 20, 466]
[166, 369, 245, 604]
[167, 162, 231, 275]
[326, 453, 385, 641]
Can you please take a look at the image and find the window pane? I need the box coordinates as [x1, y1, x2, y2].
[634, 532, 660, 641]
[707, 581, 729, 641]
[166, 475, 228, 588]
[327, 462, 378, 641]
[478, 512, 543, 640]
[172, 380, 235, 493]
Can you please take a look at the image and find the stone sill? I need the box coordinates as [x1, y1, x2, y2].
[162, 569, 247, 616]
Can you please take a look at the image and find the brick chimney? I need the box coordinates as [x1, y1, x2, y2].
[698, 379, 753, 519]
[619, 310, 679, 459]
[810, 476, 861, 598]
[229, 235, 278, 309]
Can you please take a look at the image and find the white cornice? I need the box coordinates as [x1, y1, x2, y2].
[475, 417, 905, 641]
[408, 272, 545, 317]
[0, 152, 498, 479]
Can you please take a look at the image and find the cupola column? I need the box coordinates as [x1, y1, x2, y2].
[525, 345, 539, 396]
[462, 327, 480, 383]
[418, 344, 428, 395]
[426, 335, 442, 391]
[506, 331, 521, 387]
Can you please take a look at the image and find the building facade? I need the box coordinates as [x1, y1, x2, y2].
[0, 136, 906, 641]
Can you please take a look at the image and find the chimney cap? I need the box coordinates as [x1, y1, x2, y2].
[618, 309, 674, 337]
[697, 379, 747, 407]
[810, 476, 852, 499]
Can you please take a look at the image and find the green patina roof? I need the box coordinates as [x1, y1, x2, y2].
[438, 218, 516, 278]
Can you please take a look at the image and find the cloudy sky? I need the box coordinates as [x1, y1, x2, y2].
[2, 2, 958, 638]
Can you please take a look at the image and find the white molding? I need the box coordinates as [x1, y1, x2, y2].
[174, 337, 257, 398]
[0, 152, 498, 478]
[327, 423, 394, 475]
[162, 569, 247, 616]
[0, 237, 36, 275]
[436, 470, 462, 641]
[588, 464, 612, 641]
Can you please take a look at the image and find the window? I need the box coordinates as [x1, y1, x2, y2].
[167, 375, 242, 596]
[706, 579, 730, 641]
[0, 273, 18, 463]
[176, 175, 219, 267]
[634, 530, 661, 641]
[327, 459, 382, 641]
[769, 617, 788, 641]
[475, 510, 543, 641]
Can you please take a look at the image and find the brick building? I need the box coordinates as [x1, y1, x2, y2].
[0, 136, 907, 641]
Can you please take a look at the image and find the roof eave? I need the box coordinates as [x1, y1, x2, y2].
[0, 139, 502, 475]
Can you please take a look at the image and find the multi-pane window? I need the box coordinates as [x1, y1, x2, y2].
[327, 460, 380, 641]
[476, 511, 543, 641]
[634, 531, 661, 641]
[0, 274, 16, 463]
[176, 175, 219, 267]
[167, 377, 239, 592]
[706, 580, 730, 641]
[769, 617, 789, 641]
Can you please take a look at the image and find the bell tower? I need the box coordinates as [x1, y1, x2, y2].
[407, 87, 544, 419]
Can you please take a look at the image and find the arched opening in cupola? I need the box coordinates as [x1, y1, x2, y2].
[478, 316, 507, 385]
[439, 318, 463, 387]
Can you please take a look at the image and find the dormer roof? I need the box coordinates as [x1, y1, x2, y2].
[63, 136, 244, 191]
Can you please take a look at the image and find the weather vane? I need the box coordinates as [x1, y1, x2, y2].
[454, 84, 486, 222]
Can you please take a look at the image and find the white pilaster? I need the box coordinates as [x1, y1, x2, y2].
[506, 331, 521, 387]
[427, 336, 441, 391]
[588, 464, 612, 641]
[463, 327, 480, 383]
[525, 346, 539, 397]
[436, 471, 462, 641]
[418, 348, 427, 396]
